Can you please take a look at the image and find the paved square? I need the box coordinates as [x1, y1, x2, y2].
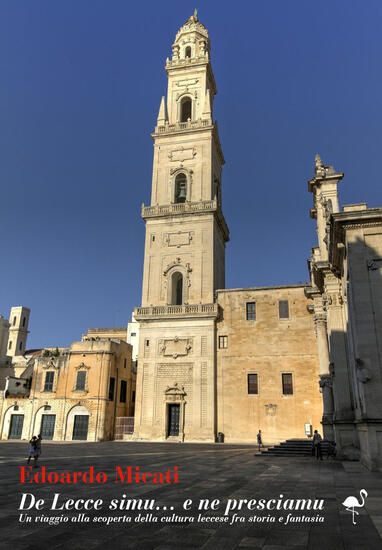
[1, 442, 382, 549]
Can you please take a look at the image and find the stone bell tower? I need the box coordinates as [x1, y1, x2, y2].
[134, 12, 229, 441]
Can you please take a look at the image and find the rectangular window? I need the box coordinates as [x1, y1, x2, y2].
[131, 332, 136, 337]
[132, 390, 136, 402]
[246, 302, 256, 321]
[219, 335, 228, 349]
[75, 371, 86, 391]
[108, 377, 115, 401]
[247, 374, 258, 394]
[44, 371, 55, 392]
[145, 339, 150, 347]
[279, 300, 289, 319]
[123, 358, 127, 369]
[120, 380, 127, 403]
[282, 373, 293, 395]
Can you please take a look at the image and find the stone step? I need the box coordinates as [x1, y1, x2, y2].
[261, 439, 335, 457]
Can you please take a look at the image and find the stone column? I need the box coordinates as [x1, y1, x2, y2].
[325, 277, 358, 458]
[315, 314, 334, 439]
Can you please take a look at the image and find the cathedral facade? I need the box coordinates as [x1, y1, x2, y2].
[133, 13, 322, 444]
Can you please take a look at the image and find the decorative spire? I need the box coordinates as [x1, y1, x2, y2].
[157, 96, 167, 125]
[194, 8, 198, 21]
[202, 89, 212, 119]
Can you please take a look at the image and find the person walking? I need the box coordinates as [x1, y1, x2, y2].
[257, 430, 263, 451]
[34, 434, 42, 467]
[312, 429, 323, 460]
[27, 436, 37, 465]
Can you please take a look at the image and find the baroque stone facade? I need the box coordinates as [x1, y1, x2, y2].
[0, 336, 135, 442]
[306, 154, 382, 470]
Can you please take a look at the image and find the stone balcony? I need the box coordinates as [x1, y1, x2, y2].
[141, 200, 229, 241]
[165, 54, 209, 69]
[154, 118, 212, 136]
[134, 303, 218, 321]
[142, 199, 215, 218]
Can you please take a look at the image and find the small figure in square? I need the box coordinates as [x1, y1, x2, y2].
[257, 430, 263, 451]
[34, 434, 42, 467]
[27, 436, 37, 465]
[312, 429, 323, 460]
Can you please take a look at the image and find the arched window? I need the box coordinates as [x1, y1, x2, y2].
[171, 272, 183, 305]
[185, 46, 192, 58]
[180, 97, 192, 122]
[175, 173, 187, 203]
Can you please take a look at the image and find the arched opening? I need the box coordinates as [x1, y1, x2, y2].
[175, 173, 187, 203]
[185, 46, 192, 59]
[171, 272, 183, 305]
[180, 97, 192, 122]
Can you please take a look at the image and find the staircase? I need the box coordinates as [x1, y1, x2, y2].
[260, 438, 333, 457]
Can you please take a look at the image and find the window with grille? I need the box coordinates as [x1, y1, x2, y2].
[246, 302, 256, 320]
[75, 371, 86, 391]
[219, 335, 228, 349]
[109, 377, 116, 401]
[247, 374, 258, 394]
[120, 380, 127, 403]
[44, 371, 55, 392]
[279, 300, 289, 319]
[282, 373, 293, 395]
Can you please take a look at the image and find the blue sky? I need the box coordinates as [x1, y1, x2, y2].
[1, 1, 381, 348]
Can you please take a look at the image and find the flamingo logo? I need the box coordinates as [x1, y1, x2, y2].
[342, 489, 368, 525]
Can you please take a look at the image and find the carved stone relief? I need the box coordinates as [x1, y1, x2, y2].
[175, 79, 199, 88]
[168, 147, 197, 162]
[265, 404, 277, 416]
[164, 231, 193, 248]
[164, 382, 186, 402]
[159, 337, 193, 359]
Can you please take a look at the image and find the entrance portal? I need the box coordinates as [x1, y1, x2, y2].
[40, 414, 56, 440]
[8, 414, 24, 439]
[167, 404, 180, 437]
[72, 415, 89, 440]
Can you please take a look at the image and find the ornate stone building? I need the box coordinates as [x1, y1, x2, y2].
[133, 13, 322, 443]
[306, 154, 382, 469]
[0, 333, 135, 441]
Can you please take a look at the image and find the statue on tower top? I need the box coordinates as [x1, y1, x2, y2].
[175, 10, 208, 41]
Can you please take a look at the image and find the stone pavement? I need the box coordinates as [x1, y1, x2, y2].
[1, 441, 382, 550]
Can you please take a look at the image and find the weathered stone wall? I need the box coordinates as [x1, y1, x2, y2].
[217, 286, 322, 444]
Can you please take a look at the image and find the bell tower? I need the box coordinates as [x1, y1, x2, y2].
[134, 12, 229, 442]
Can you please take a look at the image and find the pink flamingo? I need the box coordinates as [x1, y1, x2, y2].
[342, 489, 368, 524]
